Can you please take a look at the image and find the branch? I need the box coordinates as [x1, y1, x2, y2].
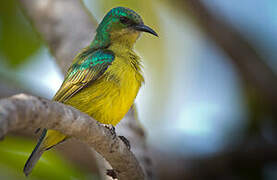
[0, 83, 22, 98]
[0, 94, 144, 180]
[148, 138, 277, 179]
[96, 107, 154, 180]
[19, 0, 97, 74]
[182, 140, 277, 179]
[117, 107, 154, 179]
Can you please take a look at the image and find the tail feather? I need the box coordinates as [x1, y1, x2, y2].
[23, 128, 47, 176]
[23, 129, 67, 176]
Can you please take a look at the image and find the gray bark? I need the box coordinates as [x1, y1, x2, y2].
[0, 94, 144, 180]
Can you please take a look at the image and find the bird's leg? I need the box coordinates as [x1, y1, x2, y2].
[103, 125, 130, 149]
[118, 136, 131, 150]
[103, 124, 116, 139]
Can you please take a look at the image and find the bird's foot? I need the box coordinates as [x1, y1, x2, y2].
[104, 124, 116, 139]
[106, 169, 117, 179]
[118, 136, 131, 150]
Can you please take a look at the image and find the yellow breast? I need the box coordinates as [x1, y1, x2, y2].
[65, 49, 143, 125]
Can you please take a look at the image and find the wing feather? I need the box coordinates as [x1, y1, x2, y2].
[53, 49, 114, 103]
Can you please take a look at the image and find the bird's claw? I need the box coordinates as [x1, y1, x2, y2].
[103, 125, 131, 149]
[104, 124, 116, 139]
[118, 136, 131, 150]
[106, 169, 117, 179]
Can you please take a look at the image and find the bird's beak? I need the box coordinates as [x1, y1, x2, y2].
[133, 24, 158, 37]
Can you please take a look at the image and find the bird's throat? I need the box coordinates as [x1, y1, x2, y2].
[91, 29, 140, 50]
[109, 29, 140, 49]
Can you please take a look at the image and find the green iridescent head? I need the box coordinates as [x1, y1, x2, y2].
[91, 7, 158, 48]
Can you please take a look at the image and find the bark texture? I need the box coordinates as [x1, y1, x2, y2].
[0, 94, 144, 180]
[19, 0, 97, 74]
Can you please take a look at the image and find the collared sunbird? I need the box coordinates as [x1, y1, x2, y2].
[23, 6, 158, 176]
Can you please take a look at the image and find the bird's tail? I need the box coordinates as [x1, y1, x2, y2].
[23, 129, 67, 176]
[23, 128, 47, 176]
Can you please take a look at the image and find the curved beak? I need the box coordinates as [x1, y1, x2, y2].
[133, 24, 158, 37]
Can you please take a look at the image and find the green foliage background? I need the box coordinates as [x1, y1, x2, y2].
[0, 0, 41, 67]
[0, 136, 93, 180]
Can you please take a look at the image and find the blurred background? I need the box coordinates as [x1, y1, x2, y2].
[0, 0, 277, 179]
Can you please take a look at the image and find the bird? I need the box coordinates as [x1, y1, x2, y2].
[23, 6, 158, 176]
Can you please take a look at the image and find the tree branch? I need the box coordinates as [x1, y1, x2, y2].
[182, 140, 277, 179]
[0, 83, 22, 98]
[19, 0, 97, 74]
[0, 93, 144, 180]
[117, 107, 154, 179]
[182, 0, 277, 106]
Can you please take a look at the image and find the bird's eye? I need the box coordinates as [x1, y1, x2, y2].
[119, 16, 132, 25]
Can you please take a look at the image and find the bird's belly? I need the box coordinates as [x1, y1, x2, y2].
[65, 74, 141, 126]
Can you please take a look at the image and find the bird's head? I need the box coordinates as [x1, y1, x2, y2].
[93, 7, 158, 48]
